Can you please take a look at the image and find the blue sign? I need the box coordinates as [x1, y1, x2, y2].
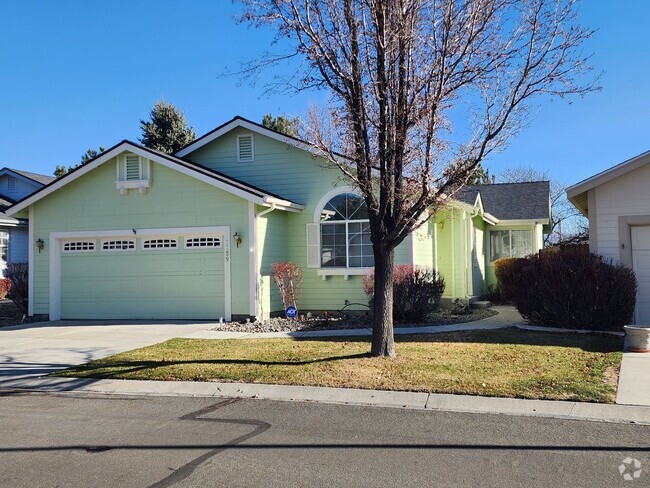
[285, 306, 298, 319]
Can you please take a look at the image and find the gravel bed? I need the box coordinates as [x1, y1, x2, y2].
[211, 308, 498, 333]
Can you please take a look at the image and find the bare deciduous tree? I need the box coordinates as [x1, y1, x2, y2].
[240, 0, 599, 356]
[499, 165, 587, 246]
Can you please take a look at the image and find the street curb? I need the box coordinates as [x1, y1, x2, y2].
[2, 376, 649, 425]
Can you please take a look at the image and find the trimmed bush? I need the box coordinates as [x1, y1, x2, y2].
[0, 278, 11, 300]
[5, 262, 28, 315]
[505, 251, 637, 331]
[493, 257, 527, 303]
[363, 265, 445, 322]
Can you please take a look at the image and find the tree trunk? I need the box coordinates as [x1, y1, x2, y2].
[371, 245, 396, 357]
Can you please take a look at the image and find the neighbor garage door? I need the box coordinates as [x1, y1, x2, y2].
[632, 226, 650, 324]
[60, 234, 225, 320]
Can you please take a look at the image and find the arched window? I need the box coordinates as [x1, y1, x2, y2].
[320, 192, 374, 268]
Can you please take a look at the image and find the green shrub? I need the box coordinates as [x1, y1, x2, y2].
[363, 265, 445, 322]
[508, 251, 637, 331]
[493, 257, 527, 303]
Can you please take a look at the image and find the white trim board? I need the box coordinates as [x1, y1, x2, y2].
[6, 141, 304, 216]
[47, 225, 232, 321]
[177, 117, 353, 167]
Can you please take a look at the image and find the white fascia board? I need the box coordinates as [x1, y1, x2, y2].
[566, 149, 650, 198]
[263, 196, 305, 211]
[482, 213, 499, 225]
[491, 219, 549, 227]
[6, 142, 289, 215]
[177, 118, 354, 167]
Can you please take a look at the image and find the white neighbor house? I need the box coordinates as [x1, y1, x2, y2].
[567, 151, 650, 324]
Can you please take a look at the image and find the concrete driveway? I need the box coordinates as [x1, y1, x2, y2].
[0, 320, 213, 382]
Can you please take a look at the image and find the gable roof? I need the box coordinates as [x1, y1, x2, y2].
[456, 181, 551, 222]
[176, 115, 351, 162]
[566, 149, 650, 216]
[6, 140, 304, 216]
[0, 167, 55, 186]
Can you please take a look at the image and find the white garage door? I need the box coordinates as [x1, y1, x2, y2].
[59, 234, 226, 320]
[632, 226, 650, 324]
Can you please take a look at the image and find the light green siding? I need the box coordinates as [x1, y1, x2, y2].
[188, 128, 410, 313]
[256, 207, 287, 318]
[413, 221, 434, 268]
[31, 157, 251, 318]
[434, 208, 470, 298]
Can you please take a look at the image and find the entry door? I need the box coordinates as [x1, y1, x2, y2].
[632, 226, 650, 324]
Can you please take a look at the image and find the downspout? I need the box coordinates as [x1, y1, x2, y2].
[253, 204, 277, 320]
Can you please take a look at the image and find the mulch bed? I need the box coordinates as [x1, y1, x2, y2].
[211, 308, 498, 333]
[0, 299, 26, 327]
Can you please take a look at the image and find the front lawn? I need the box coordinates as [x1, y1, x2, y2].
[55, 329, 623, 403]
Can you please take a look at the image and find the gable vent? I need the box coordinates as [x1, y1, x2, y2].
[125, 155, 141, 180]
[7, 176, 16, 191]
[237, 134, 254, 162]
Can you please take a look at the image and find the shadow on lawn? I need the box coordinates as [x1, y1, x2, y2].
[297, 328, 624, 354]
[61, 352, 374, 378]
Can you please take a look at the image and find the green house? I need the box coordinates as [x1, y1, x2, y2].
[7, 117, 550, 321]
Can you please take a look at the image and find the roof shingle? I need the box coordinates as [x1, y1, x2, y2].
[456, 181, 550, 221]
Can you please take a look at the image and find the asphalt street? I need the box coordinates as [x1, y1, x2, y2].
[0, 391, 648, 487]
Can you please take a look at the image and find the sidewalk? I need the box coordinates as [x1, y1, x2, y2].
[616, 351, 650, 406]
[181, 306, 524, 340]
[2, 374, 649, 425]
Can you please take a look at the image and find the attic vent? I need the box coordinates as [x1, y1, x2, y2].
[7, 176, 15, 191]
[125, 155, 141, 180]
[237, 134, 254, 162]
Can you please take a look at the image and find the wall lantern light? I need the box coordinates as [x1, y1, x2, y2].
[36, 238, 45, 253]
[233, 232, 242, 248]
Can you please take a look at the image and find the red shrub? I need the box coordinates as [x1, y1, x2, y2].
[271, 262, 303, 311]
[364, 264, 445, 322]
[0, 278, 11, 300]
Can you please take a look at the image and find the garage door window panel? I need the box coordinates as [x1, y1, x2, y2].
[142, 238, 178, 250]
[63, 241, 96, 253]
[102, 239, 136, 251]
[185, 236, 222, 249]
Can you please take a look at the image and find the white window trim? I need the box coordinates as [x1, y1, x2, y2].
[488, 228, 533, 264]
[115, 154, 151, 193]
[320, 219, 374, 269]
[315, 188, 374, 272]
[141, 238, 179, 250]
[237, 134, 255, 163]
[101, 239, 136, 251]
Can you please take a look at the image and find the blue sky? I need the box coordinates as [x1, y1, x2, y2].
[0, 0, 648, 186]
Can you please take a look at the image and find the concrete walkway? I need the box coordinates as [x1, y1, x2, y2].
[182, 306, 525, 340]
[616, 351, 650, 406]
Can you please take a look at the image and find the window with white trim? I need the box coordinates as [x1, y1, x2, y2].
[102, 239, 136, 251]
[185, 236, 222, 249]
[489, 230, 533, 262]
[0, 230, 8, 263]
[63, 241, 96, 252]
[320, 193, 373, 268]
[142, 238, 178, 250]
[237, 134, 254, 162]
